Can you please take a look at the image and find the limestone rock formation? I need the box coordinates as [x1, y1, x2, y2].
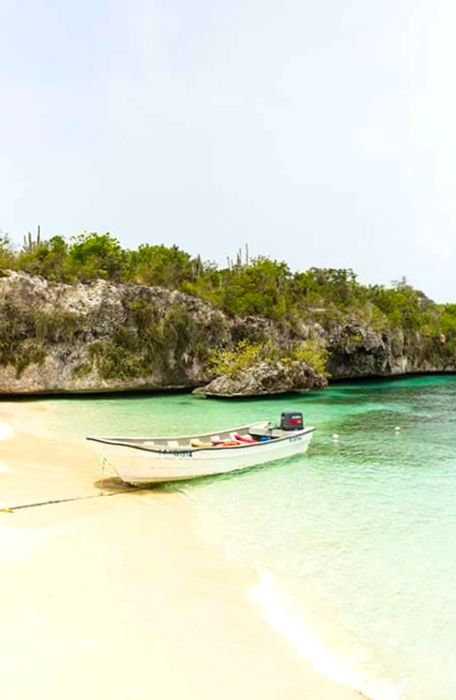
[0, 272, 454, 395]
[327, 320, 455, 378]
[0, 271, 229, 393]
[194, 360, 328, 398]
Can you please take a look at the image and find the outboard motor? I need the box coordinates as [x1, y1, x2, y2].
[280, 411, 304, 431]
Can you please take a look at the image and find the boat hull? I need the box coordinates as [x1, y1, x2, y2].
[93, 428, 315, 485]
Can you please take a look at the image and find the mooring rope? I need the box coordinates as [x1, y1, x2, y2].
[0, 487, 144, 513]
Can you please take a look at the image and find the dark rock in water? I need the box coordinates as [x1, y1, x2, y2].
[194, 360, 328, 398]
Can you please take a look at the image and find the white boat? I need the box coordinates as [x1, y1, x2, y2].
[87, 417, 315, 485]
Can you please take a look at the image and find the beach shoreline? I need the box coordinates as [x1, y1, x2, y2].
[0, 399, 366, 700]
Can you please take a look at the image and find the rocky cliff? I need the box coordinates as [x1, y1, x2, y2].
[0, 271, 230, 393]
[194, 360, 328, 398]
[326, 320, 454, 379]
[0, 272, 453, 395]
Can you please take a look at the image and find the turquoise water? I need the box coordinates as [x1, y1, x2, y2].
[46, 376, 456, 700]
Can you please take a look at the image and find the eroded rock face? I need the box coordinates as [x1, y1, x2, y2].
[0, 272, 230, 394]
[0, 272, 454, 395]
[194, 361, 328, 398]
[326, 320, 455, 378]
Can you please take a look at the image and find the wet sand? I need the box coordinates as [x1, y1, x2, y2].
[0, 400, 363, 700]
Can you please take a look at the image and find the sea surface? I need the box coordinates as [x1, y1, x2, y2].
[45, 376, 456, 700]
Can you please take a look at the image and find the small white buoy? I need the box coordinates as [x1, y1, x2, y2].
[332, 433, 340, 441]
[394, 426, 401, 432]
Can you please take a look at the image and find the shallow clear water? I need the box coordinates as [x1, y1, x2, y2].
[44, 376, 456, 700]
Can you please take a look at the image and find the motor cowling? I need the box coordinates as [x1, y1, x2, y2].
[280, 412, 304, 431]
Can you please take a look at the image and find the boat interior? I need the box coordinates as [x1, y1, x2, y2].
[90, 421, 305, 451]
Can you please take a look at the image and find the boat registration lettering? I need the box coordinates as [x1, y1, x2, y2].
[289, 435, 303, 443]
[163, 449, 193, 458]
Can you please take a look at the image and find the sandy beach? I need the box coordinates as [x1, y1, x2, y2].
[0, 400, 363, 700]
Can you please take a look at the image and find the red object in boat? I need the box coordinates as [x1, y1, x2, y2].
[234, 433, 256, 444]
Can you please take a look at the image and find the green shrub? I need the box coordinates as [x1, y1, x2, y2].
[209, 340, 263, 378]
[289, 340, 329, 376]
[34, 311, 84, 343]
[209, 339, 328, 378]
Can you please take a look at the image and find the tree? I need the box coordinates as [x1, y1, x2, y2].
[16, 235, 71, 281]
[0, 234, 15, 270]
[215, 257, 292, 318]
[68, 233, 127, 282]
[127, 244, 195, 288]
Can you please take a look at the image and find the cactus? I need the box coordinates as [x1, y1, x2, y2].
[23, 225, 42, 251]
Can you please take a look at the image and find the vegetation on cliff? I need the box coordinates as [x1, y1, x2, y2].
[0, 230, 455, 393]
[1, 230, 454, 333]
[209, 339, 328, 379]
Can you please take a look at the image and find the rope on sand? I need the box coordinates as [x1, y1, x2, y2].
[0, 488, 144, 513]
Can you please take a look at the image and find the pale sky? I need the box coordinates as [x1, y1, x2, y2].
[1, 0, 456, 300]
